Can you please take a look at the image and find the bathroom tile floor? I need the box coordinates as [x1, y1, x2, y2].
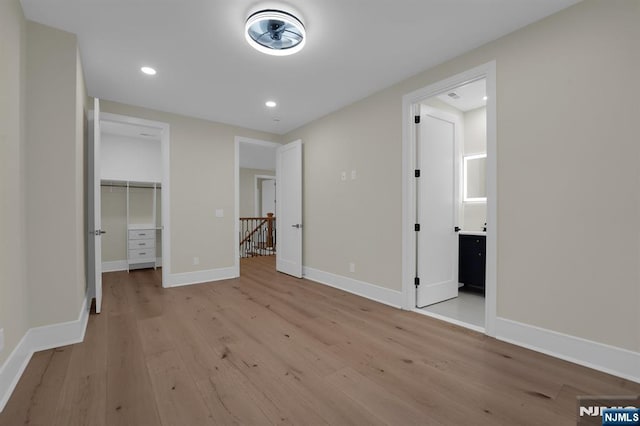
[421, 289, 485, 328]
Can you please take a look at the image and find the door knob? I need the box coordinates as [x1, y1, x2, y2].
[94, 230, 106, 235]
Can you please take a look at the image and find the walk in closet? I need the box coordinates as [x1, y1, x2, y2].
[99, 119, 163, 272]
[102, 181, 161, 271]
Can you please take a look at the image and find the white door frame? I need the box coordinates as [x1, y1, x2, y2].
[254, 175, 276, 217]
[95, 111, 171, 287]
[234, 136, 281, 276]
[401, 61, 497, 336]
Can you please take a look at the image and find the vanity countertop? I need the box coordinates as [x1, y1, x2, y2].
[459, 230, 486, 236]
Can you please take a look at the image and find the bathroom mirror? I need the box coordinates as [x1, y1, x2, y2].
[463, 154, 486, 202]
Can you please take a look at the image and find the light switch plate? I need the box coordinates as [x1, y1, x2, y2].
[351, 170, 357, 180]
[215, 209, 224, 217]
[341, 171, 347, 181]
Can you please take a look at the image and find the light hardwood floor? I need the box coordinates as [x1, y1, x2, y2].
[1, 256, 638, 425]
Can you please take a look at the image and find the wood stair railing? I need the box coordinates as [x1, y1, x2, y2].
[239, 213, 276, 257]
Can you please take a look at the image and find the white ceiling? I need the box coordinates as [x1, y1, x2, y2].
[436, 78, 486, 112]
[21, 0, 580, 135]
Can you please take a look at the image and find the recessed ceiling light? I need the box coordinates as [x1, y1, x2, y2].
[265, 100, 277, 108]
[141, 66, 157, 76]
[483, 96, 488, 101]
[245, 9, 306, 56]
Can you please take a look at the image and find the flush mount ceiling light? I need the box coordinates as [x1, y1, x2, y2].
[140, 66, 157, 75]
[265, 100, 277, 107]
[245, 9, 306, 56]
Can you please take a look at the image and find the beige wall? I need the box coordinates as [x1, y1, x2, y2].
[0, 7, 87, 365]
[286, 1, 640, 352]
[0, 0, 29, 365]
[464, 106, 486, 155]
[101, 186, 163, 263]
[240, 168, 274, 217]
[100, 101, 278, 273]
[285, 89, 402, 288]
[101, 186, 127, 262]
[463, 106, 487, 231]
[26, 22, 86, 327]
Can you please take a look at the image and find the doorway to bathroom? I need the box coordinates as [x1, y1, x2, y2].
[402, 63, 497, 335]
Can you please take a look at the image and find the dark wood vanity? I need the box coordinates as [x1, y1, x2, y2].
[458, 233, 486, 294]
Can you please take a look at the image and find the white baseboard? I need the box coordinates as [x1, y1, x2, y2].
[102, 260, 127, 272]
[165, 266, 237, 288]
[0, 333, 30, 413]
[102, 258, 163, 273]
[0, 296, 89, 412]
[495, 317, 640, 384]
[302, 266, 403, 308]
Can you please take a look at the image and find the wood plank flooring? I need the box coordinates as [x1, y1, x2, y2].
[1, 256, 639, 425]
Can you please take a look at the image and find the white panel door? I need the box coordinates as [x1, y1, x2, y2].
[276, 140, 302, 278]
[88, 98, 103, 313]
[416, 108, 459, 308]
[261, 179, 276, 216]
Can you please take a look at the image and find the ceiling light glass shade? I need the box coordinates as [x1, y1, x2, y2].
[245, 9, 306, 56]
[140, 66, 157, 75]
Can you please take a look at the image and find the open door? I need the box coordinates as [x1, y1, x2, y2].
[276, 140, 302, 277]
[416, 107, 460, 308]
[87, 98, 104, 313]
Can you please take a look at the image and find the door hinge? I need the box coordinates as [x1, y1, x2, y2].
[414, 115, 420, 124]
[414, 169, 420, 178]
[414, 223, 420, 232]
[414, 277, 420, 287]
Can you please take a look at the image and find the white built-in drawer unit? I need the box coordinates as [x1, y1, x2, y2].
[128, 229, 154, 240]
[127, 227, 156, 268]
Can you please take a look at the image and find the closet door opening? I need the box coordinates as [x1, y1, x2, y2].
[89, 103, 171, 300]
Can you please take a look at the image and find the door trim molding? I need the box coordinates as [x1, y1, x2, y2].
[401, 61, 497, 336]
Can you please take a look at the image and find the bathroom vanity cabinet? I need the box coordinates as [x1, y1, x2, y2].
[458, 233, 486, 293]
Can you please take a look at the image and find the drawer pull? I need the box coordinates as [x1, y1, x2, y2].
[139, 233, 146, 236]
[138, 243, 145, 246]
[139, 252, 146, 255]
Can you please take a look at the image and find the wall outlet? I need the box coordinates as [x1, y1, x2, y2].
[351, 170, 357, 180]
[215, 209, 224, 218]
[0, 328, 4, 353]
[341, 171, 347, 181]
[193, 257, 200, 266]
[349, 262, 355, 273]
